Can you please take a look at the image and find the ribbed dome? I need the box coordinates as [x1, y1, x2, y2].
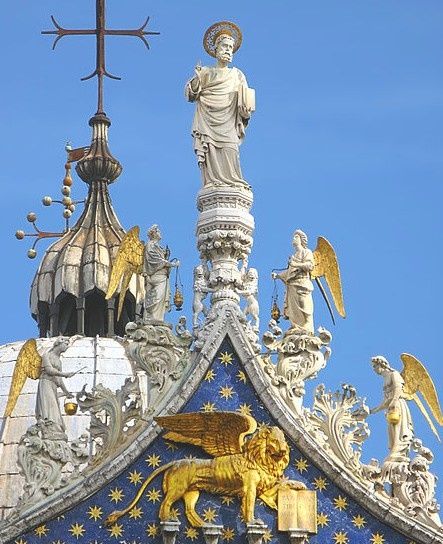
[30, 181, 139, 306]
[29, 114, 143, 337]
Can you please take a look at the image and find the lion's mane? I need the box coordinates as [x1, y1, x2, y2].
[244, 425, 289, 479]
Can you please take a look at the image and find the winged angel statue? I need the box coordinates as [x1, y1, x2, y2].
[371, 354, 443, 463]
[273, 230, 345, 333]
[106, 412, 305, 527]
[2, 338, 76, 433]
[106, 224, 179, 323]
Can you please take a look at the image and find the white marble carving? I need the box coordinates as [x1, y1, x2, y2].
[272, 230, 315, 334]
[143, 224, 180, 322]
[237, 267, 260, 331]
[185, 33, 253, 190]
[11, 420, 88, 517]
[262, 325, 332, 413]
[369, 356, 414, 474]
[193, 264, 213, 329]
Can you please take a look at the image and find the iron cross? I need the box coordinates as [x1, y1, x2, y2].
[42, 0, 159, 114]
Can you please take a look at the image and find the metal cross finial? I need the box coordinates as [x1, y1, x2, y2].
[42, 0, 159, 115]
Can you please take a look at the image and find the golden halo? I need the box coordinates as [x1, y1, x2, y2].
[203, 21, 243, 58]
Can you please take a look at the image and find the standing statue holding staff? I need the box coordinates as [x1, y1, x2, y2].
[185, 21, 255, 189]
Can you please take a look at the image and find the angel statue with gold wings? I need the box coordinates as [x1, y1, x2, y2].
[106, 224, 179, 323]
[2, 338, 78, 435]
[272, 230, 345, 334]
[370, 354, 443, 466]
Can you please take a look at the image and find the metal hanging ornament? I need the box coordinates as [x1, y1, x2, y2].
[173, 264, 184, 311]
[271, 276, 281, 323]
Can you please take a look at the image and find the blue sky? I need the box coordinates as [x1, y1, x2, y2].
[1, 1, 442, 504]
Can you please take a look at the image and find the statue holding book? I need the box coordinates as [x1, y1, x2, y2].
[185, 21, 255, 189]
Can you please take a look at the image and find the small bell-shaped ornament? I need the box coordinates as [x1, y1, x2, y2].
[173, 266, 184, 311]
[271, 277, 281, 322]
[173, 286, 184, 311]
[271, 300, 281, 322]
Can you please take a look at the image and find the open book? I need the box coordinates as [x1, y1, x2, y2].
[277, 488, 317, 533]
[238, 85, 256, 112]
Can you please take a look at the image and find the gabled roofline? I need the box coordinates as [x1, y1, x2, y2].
[2, 310, 441, 543]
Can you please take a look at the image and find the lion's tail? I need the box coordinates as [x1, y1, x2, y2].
[104, 462, 173, 526]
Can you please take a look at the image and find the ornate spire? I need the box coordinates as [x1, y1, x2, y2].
[26, 1, 158, 337]
[187, 23, 258, 343]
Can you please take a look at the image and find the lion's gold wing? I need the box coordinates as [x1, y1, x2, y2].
[3, 339, 42, 418]
[155, 412, 257, 457]
[401, 353, 443, 440]
[106, 226, 145, 320]
[312, 236, 345, 318]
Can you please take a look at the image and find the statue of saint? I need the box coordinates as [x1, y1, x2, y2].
[143, 224, 179, 322]
[185, 21, 254, 189]
[35, 337, 75, 433]
[272, 230, 315, 334]
[370, 356, 414, 463]
[238, 267, 260, 331]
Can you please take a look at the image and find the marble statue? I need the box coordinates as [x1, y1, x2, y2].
[272, 230, 345, 334]
[3, 337, 76, 434]
[238, 267, 259, 330]
[185, 21, 254, 189]
[35, 337, 76, 433]
[192, 264, 213, 329]
[272, 230, 315, 334]
[106, 225, 179, 324]
[370, 356, 414, 464]
[143, 225, 179, 322]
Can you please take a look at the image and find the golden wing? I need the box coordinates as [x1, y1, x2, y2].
[3, 339, 42, 418]
[312, 236, 346, 318]
[401, 353, 443, 440]
[155, 412, 257, 457]
[106, 226, 145, 320]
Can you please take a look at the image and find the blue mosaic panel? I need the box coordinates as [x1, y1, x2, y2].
[13, 338, 414, 544]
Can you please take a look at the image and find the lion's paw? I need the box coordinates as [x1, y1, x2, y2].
[285, 480, 307, 490]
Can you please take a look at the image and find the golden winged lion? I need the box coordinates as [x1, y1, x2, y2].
[105, 412, 305, 527]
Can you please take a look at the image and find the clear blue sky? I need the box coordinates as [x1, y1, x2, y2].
[1, 1, 442, 503]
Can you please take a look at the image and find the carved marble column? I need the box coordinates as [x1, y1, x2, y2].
[197, 186, 254, 306]
[245, 523, 268, 544]
[202, 524, 223, 544]
[288, 529, 310, 544]
[160, 520, 181, 544]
